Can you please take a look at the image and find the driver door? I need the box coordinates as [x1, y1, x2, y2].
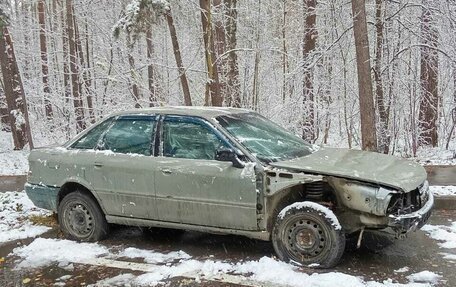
[154, 115, 258, 230]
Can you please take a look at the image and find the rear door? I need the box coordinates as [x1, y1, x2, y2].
[154, 115, 258, 230]
[88, 115, 158, 219]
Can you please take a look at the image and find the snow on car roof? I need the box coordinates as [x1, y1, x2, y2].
[112, 106, 252, 119]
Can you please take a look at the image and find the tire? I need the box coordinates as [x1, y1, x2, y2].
[58, 191, 109, 242]
[272, 202, 345, 268]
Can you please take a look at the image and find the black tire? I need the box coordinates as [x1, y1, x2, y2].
[58, 191, 109, 242]
[272, 202, 345, 268]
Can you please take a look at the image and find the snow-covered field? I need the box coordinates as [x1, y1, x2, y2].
[0, 191, 445, 287]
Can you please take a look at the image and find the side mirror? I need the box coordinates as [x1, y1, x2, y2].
[215, 147, 245, 168]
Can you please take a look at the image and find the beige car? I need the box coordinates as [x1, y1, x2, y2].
[26, 107, 433, 268]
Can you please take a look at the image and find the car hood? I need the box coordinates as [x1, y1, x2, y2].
[270, 147, 426, 192]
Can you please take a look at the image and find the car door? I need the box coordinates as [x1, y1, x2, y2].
[155, 115, 258, 230]
[87, 115, 159, 220]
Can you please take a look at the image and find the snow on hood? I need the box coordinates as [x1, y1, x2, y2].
[270, 147, 427, 192]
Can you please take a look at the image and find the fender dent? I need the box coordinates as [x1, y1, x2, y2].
[328, 177, 397, 216]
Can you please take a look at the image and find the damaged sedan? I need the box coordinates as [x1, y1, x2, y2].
[25, 107, 433, 268]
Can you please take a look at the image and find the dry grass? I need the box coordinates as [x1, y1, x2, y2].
[28, 213, 58, 227]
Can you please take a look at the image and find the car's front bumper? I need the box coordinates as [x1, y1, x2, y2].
[387, 191, 434, 237]
[25, 182, 59, 212]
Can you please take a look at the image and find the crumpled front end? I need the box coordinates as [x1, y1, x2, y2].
[387, 180, 434, 238]
[324, 177, 433, 237]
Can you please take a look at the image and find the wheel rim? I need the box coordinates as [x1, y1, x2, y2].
[66, 203, 94, 238]
[283, 215, 331, 263]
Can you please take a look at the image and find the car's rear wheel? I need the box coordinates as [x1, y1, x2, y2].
[58, 191, 109, 242]
[272, 202, 345, 268]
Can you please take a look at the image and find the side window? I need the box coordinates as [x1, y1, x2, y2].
[163, 119, 227, 160]
[71, 118, 113, 150]
[101, 117, 155, 156]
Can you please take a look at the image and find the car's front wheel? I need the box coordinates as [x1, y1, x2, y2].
[272, 202, 345, 268]
[58, 191, 109, 242]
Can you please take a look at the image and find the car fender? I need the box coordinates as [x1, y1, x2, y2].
[58, 176, 108, 214]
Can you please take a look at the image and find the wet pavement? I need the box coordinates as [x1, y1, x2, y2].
[0, 209, 455, 286]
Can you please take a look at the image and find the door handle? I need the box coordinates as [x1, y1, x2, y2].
[94, 162, 103, 168]
[160, 168, 172, 174]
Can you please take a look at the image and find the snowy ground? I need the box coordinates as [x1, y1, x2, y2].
[0, 191, 51, 244]
[409, 148, 456, 166]
[0, 191, 450, 287]
[12, 237, 441, 287]
[429, 186, 456, 196]
[0, 131, 29, 175]
[421, 217, 456, 270]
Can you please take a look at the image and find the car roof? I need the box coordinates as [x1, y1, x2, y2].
[111, 106, 252, 120]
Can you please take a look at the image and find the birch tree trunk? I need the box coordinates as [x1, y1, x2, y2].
[38, 0, 54, 120]
[351, 0, 378, 151]
[165, 11, 192, 106]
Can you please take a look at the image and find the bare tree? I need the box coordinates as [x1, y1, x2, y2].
[74, 11, 95, 123]
[0, 16, 33, 149]
[200, 0, 222, 106]
[38, 0, 54, 120]
[418, 0, 439, 147]
[224, 0, 240, 107]
[165, 10, 192, 106]
[126, 33, 142, 108]
[213, 0, 226, 100]
[302, 0, 317, 142]
[373, 0, 389, 153]
[351, 0, 377, 151]
[281, 0, 289, 103]
[146, 27, 158, 106]
[66, 0, 85, 132]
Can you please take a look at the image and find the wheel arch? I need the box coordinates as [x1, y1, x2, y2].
[58, 181, 107, 215]
[265, 180, 338, 233]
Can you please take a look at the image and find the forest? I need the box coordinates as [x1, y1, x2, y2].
[0, 0, 455, 160]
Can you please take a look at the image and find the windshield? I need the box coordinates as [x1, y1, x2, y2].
[216, 113, 315, 163]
